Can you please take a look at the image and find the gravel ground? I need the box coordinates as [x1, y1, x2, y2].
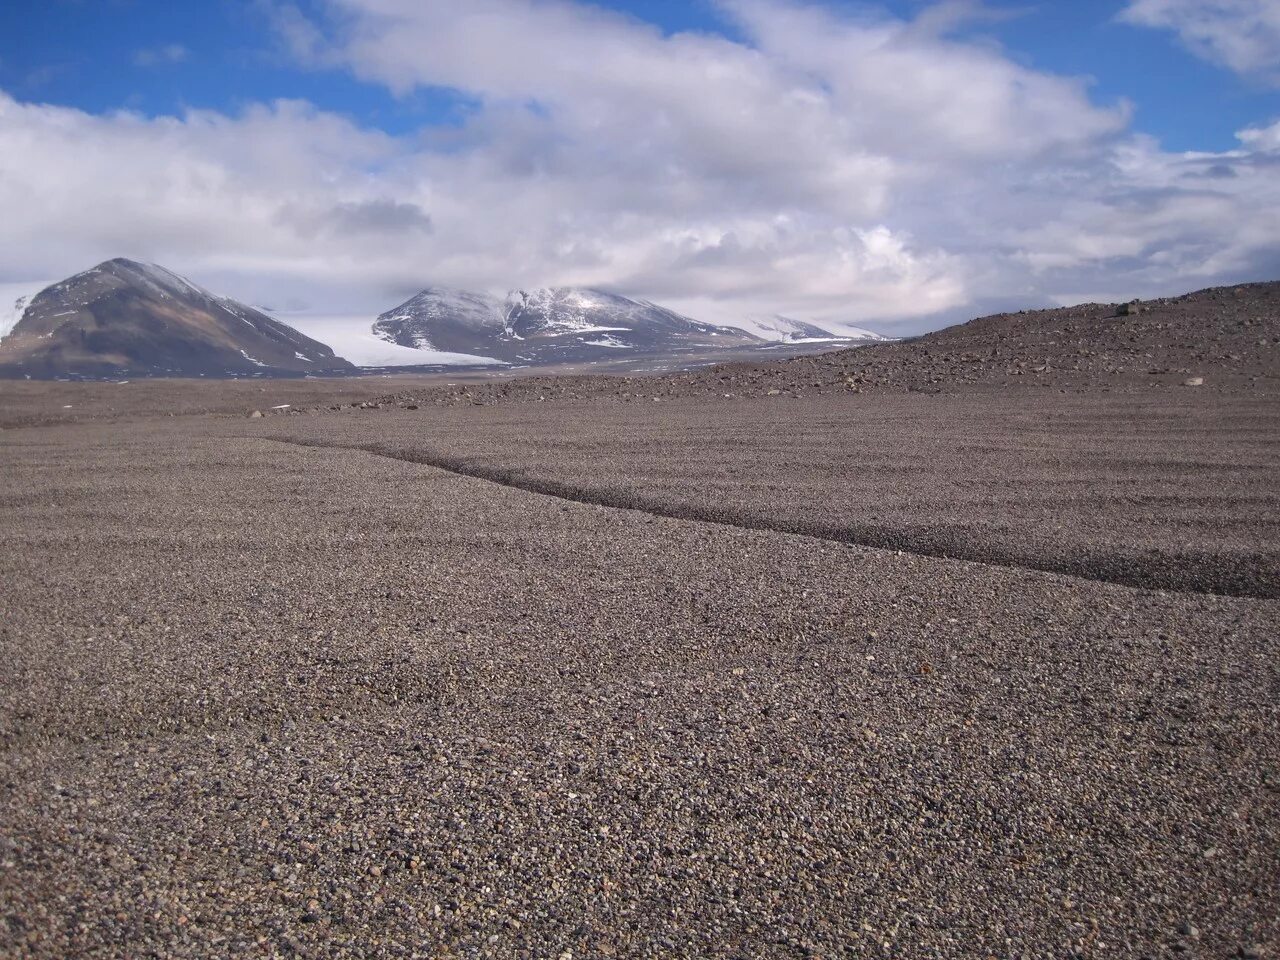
[260, 392, 1280, 598]
[1, 408, 1277, 958]
[0, 374, 476, 430]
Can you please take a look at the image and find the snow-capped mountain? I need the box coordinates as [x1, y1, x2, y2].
[373, 287, 511, 355]
[0, 259, 355, 378]
[743, 315, 845, 342]
[373, 286, 763, 364]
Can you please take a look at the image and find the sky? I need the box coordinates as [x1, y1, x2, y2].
[0, 0, 1277, 334]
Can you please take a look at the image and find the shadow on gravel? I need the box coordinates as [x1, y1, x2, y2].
[260, 436, 1278, 600]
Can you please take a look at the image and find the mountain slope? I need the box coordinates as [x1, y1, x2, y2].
[372, 287, 510, 356]
[703, 281, 1280, 396]
[373, 286, 764, 365]
[739, 315, 890, 343]
[0, 259, 355, 379]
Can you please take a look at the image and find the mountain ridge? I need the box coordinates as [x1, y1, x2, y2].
[371, 284, 838, 365]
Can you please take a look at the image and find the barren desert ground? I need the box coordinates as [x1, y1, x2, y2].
[1, 288, 1278, 958]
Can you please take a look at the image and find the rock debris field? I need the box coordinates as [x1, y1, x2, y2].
[1, 283, 1278, 958]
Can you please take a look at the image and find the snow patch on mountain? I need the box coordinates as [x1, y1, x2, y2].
[399, 287, 506, 328]
[0, 281, 54, 341]
[504, 289, 626, 335]
[580, 335, 631, 348]
[822, 323, 890, 341]
[732, 314, 889, 342]
[288, 315, 504, 366]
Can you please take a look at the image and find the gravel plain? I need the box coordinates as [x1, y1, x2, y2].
[0, 391, 1277, 959]
[2, 281, 1278, 958]
[263, 392, 1280, 598]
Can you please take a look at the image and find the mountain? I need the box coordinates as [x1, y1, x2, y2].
[372, 286, 764, 365]
[743, 315, 889, 343]
[0, 259, 355, 379]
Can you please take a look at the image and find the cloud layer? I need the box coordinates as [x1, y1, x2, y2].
[0, 0, 1277, 333]
[1120, 0, 1280, 84]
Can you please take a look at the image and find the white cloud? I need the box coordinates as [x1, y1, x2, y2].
[133, 44, 190, 67]
[1238, 117, 1280, 151]
[0, 0, 1276, 334]
[1120, 0, 1280, 84]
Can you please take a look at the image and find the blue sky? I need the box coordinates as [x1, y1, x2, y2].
[2, 1, 1273, 149]
[0, 0, 1277, 331]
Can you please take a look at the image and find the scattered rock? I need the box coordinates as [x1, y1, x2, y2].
[248, 410, 264, 419]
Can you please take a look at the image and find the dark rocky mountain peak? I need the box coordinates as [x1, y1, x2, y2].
[0, 259, 354, 378]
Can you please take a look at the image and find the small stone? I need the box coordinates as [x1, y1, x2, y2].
[248, 410, 264, 419]
[1182, 377, 1204, 387]
[766, 389, 782, 396]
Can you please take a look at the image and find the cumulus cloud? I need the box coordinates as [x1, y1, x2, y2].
[1237, 117, 1280, 151]
[1120, 0, 1280, 84]
[0, 0, 1276, 332]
